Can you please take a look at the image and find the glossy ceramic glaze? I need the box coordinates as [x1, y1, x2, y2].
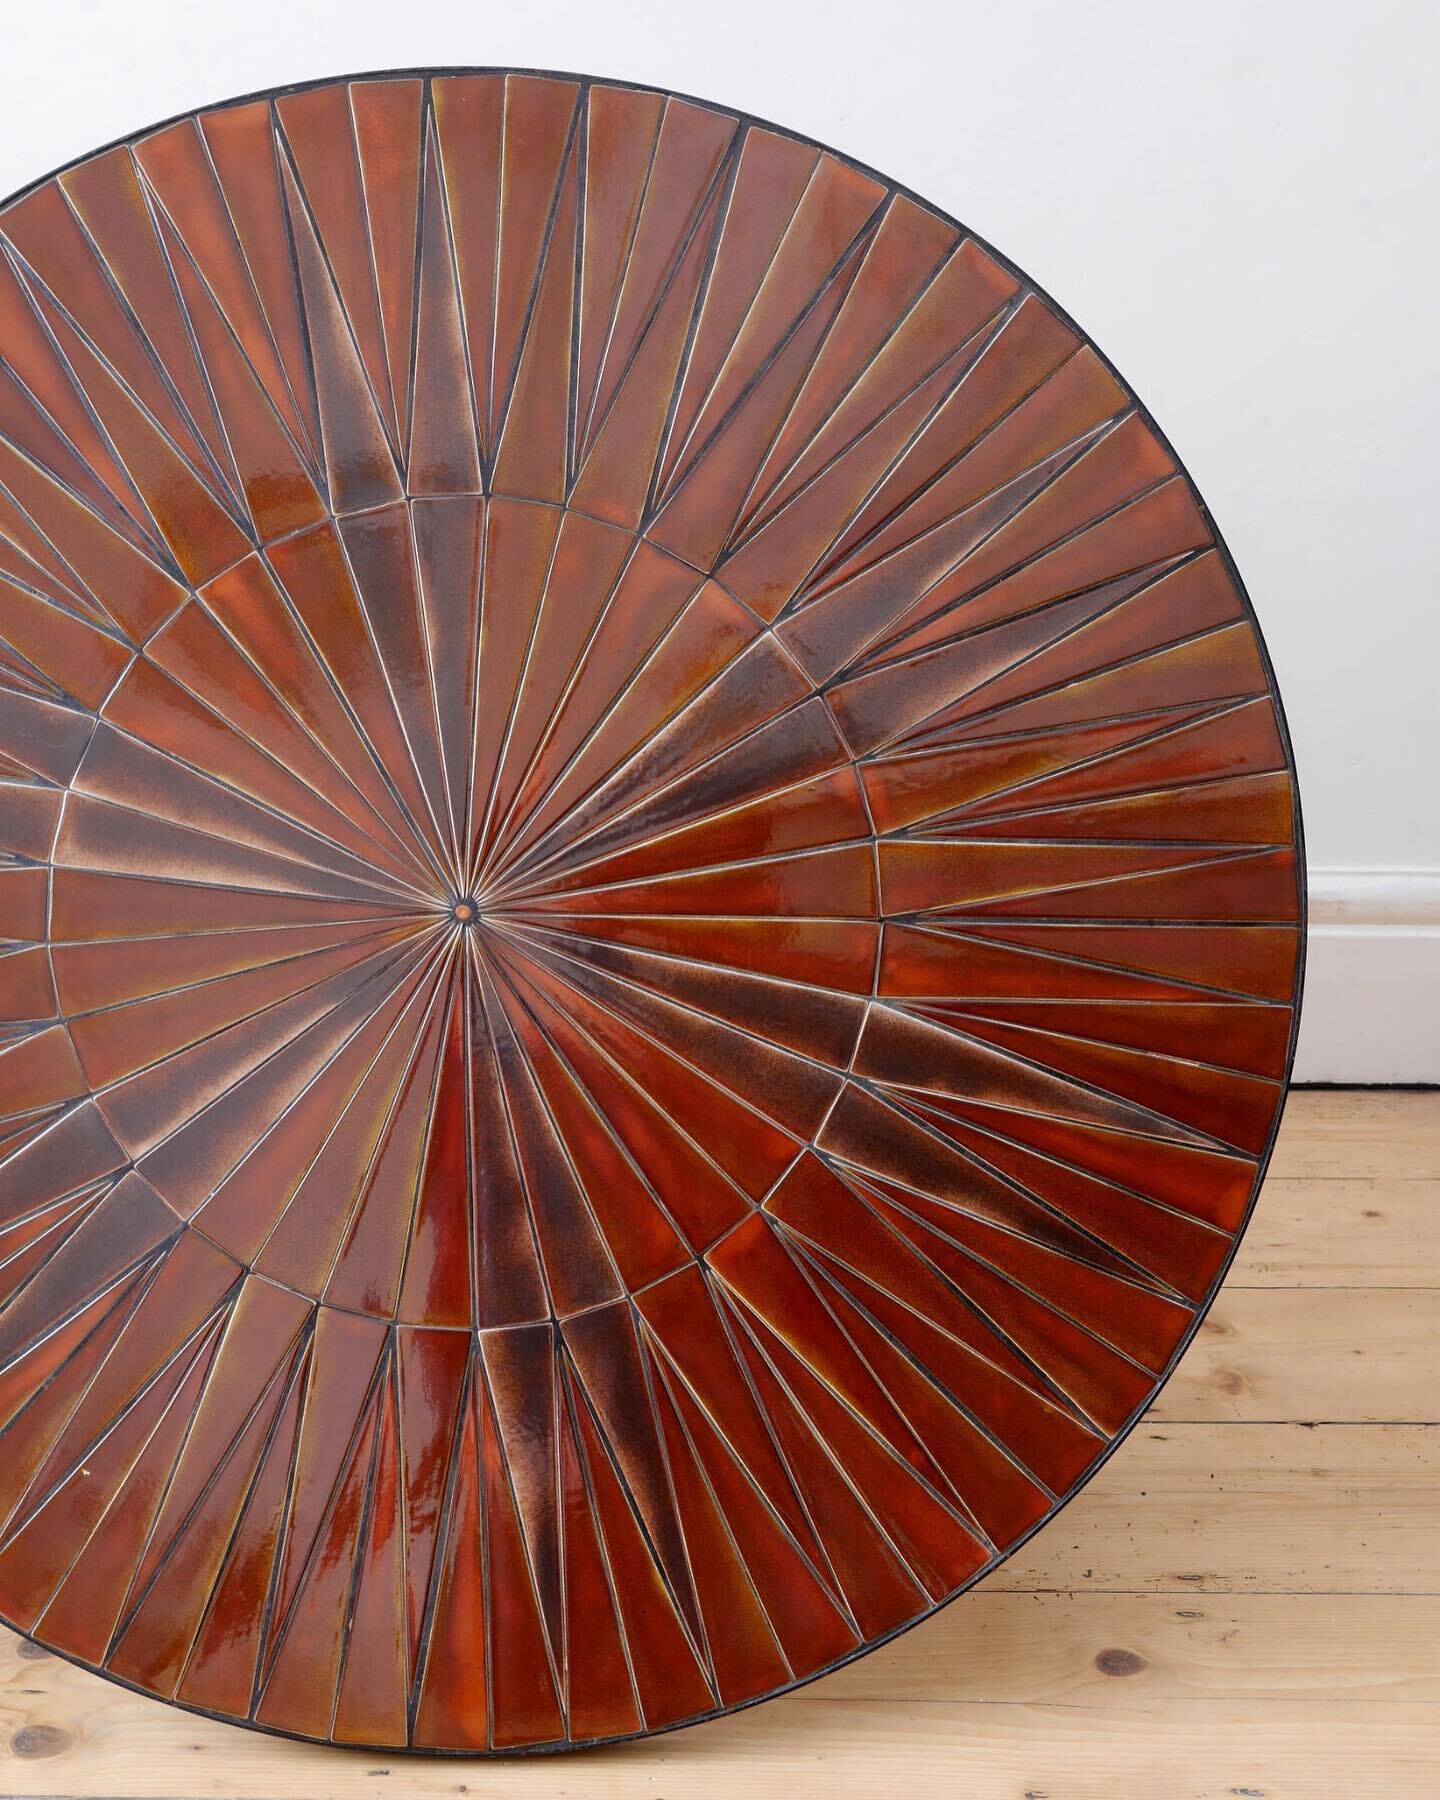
[0, 70, 1303, 1753]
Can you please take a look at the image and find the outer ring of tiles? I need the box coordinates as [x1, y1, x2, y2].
[0, 69, 1304, 1754]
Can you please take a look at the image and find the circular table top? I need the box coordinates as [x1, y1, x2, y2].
[0, 70, 1302, 1754]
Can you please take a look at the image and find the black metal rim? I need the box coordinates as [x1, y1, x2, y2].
[0, 63, 1308, 1760]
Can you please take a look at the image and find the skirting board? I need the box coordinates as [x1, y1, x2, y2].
[1292, 870, 1440, 1083]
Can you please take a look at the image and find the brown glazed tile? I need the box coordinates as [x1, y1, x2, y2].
[0, 71, 1301, 1755]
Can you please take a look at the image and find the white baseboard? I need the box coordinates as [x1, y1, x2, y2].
[1292, 870, 1440, 1084]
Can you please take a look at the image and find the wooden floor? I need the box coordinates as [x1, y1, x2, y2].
[0, 1090, 1435, 1800]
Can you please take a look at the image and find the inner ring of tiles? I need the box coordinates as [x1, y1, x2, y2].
[0, 72, 1301, 1752]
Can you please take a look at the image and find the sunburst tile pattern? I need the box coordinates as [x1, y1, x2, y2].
[0, 71, 1302, 1753]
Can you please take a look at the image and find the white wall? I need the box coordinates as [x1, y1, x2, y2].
[1, 0, 1435, 1078]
